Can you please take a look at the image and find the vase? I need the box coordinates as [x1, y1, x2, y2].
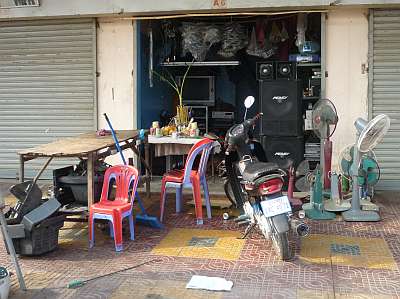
[176, 105, 189, 126]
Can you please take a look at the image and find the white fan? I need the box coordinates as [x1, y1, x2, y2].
[342, 114, 390, 222]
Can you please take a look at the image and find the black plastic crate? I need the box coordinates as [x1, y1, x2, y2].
[13, 214, 65, 256]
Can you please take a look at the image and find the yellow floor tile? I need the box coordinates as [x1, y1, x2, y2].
[151, 228, 245, 261]
[300, 234, 397, 270]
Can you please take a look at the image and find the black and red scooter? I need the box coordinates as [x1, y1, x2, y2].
[211, 96, 309, 260]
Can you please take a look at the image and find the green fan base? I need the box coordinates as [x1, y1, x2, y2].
[324, 200, 351, 212]
[360, 199, 379, 211]
[305, 207, 336, 220]
[342, 209, 380, 222]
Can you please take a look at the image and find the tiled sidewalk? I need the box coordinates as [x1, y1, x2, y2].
[1, 191, 400, 299]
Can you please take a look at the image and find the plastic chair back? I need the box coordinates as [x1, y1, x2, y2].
[197, 141, 214, 179]
[182, 138, 213, 184]
[99, 165, 139, 205]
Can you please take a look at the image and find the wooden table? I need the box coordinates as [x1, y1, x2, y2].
[18, 130, 151, 213]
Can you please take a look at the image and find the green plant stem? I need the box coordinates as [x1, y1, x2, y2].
[152, 59, 195, 107]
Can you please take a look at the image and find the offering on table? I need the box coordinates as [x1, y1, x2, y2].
[150, 121, 160, 136]
[161, 125, 176, 136]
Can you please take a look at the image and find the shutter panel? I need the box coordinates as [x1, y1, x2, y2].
[370, 10, 400, 190]
[0, 18, 96, 179]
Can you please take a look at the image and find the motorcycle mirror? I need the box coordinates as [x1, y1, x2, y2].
[244, 96, 255, 109]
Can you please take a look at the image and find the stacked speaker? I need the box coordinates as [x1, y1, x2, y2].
[257, 61, 304, 168]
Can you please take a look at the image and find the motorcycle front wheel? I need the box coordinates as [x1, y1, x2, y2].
[224, 180, 237, 207]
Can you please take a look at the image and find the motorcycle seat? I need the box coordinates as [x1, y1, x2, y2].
[242, 162, 281, 183]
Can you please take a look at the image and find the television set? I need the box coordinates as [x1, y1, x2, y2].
[176, 76, 215, 106]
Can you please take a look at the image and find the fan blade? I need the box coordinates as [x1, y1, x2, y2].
[357, 114, 390, 153]
[295, 176, 311, 192]
[296, 160, 310, 177]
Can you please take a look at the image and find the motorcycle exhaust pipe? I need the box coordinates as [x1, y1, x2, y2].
[290, 219, 310, 237]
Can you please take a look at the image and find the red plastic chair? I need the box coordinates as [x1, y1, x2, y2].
[89, 165, 139, 252]
[160, 138, 214, 225]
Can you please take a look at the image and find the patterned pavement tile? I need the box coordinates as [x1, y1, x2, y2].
[111, 278, 223, 299]
[297, 289, 395, 299]
[151, 228, 245, 261]
[300, 234, 397, 270]
[2, 191, 400, 298]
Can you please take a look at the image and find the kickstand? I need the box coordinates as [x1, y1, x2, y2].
[240, 223, 256, 239]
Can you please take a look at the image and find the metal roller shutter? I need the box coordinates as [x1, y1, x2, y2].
[0, 18, 96, 179]
[369, 10, 400, 190]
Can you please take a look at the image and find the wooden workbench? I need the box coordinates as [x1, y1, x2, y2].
[18, 130, 151, 212]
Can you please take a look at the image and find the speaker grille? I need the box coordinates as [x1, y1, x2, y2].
[260, 135, 304, 168]
[260, 80, 303, 136]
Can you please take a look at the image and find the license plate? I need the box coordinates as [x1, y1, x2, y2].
[260, 195, 292, 217]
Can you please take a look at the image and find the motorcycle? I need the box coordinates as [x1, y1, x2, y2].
[213, 96, 309, 260]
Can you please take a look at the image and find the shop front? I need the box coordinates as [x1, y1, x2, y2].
[137, 12, 326, 176]
[0, 2, 399, 189]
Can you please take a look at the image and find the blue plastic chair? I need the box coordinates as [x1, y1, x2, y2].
[160, 138, 214, 225]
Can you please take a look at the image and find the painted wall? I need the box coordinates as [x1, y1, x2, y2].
[2, 0, 400, 20]
[325, 7, 369, 168]
[97, 18, 137, 163]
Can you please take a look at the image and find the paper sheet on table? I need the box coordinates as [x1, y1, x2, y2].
[186, 275, 233, 291]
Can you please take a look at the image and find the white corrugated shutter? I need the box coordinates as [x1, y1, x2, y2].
[0, 18, 96, 179]
[369, 9, 400, 190]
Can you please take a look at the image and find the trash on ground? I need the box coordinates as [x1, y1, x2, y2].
[186, 275, 233, 291]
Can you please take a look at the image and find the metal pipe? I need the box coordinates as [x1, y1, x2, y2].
[0, 194, 26, 290]
[290, 219, 310, 237]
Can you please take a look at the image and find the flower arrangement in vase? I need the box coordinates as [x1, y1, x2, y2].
[152, 61, 193, 127]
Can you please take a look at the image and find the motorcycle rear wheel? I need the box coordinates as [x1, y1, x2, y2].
[271, 224, 291, 261]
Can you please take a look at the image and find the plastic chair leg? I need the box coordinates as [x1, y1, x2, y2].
[202, 179, 212, 219]
[112, 212, 123, 252]
[89, 213, 95, 248]
[109, 222, 114, 238]
[176, 186, 183, 213]
[128, 214, 135, 241]
[160, 179, 167, 223]
[191, 175, 203, 225]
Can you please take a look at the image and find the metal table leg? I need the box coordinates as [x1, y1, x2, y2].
[0, 209, 26, 290]
[19, 155, 25, 183]
[144, 141, 151, 198]
[87, 152, 95, 211]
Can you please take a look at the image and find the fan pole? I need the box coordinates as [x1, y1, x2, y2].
[303, 168, 336, 220]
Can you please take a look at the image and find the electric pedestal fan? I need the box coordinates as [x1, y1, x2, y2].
[342, 114, 390, 222]
[300, 99, 337, 220]
[312, 99, 338, 190]
[339, 144, 380, 211]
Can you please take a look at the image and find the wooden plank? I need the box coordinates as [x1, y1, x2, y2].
[18, 130, 139, 157]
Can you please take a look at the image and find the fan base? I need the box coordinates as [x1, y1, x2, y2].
[342, 209, 380, 222]
[324, 200, 351, 212]
[304, 207, 336, 220]
[302, 202, 312, 210]
[360, 199, 379, 211]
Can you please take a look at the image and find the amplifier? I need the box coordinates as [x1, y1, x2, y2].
[211, 111, 234, 119]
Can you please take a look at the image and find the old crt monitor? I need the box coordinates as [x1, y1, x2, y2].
[176, 75, 215, 106]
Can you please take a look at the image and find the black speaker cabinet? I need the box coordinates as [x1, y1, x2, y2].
[256, 62, 274, 80]
[276, 61, 296, 80]
[260, 135, 304, 169]
[259, 79, 303, 136]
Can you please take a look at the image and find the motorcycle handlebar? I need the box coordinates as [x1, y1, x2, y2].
[247, 113, 263, 127]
